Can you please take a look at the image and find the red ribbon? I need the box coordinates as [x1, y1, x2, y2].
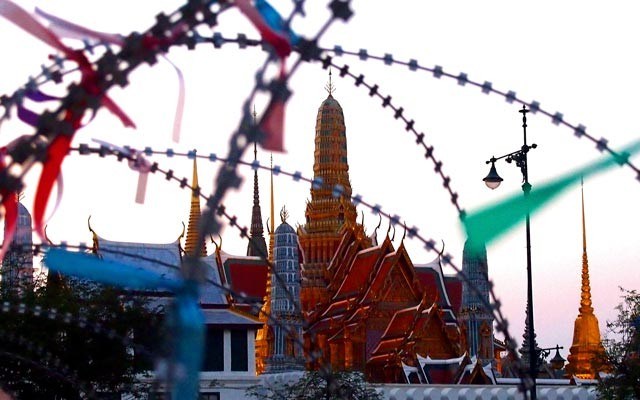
[236, 0, 291, 152]
[260, 66, 287, 152]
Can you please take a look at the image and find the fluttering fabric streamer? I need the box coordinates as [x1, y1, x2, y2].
[34, 7, 124, 45]
[260, 76, 286, 151]
[92, 139, 151, 204]
[44, 248, 204, 400]
[236, 0, 299, 152]
[235, 0, 295, 59]
[0, 0, 136, 238]
[162, 56, 186, 143]
[17, 89, 62, 127]
[16, 105, 39, 127]
[25, 88, 61, 102]
[463, 139, 640, 250]
[128, 150, 151, 204]
[36, 7, 187, 144]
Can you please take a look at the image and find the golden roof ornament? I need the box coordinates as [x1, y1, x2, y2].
[280, 205, 289, 223]
[325, 68, 336, 96]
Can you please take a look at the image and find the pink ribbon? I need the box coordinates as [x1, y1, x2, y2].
[93, 139, 151, 204]
[128, 150, 152, 204]
[35, 7, 186, 144]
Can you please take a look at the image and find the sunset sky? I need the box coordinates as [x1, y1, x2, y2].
[1, 0, 639, 359]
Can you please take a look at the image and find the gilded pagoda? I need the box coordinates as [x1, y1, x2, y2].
[293, 76, 466, 381]
[565, 183, 607, 379]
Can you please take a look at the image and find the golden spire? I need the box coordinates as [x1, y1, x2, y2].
[257, 153, 276, 374]
[579, 179, 593, 314]
[185, 154, 207, 257]
[268, 154, 275, 261]
[565, 181, 606, 379]
[324, 68, 336, 96]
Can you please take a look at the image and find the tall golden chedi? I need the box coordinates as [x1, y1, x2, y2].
[565, 182, 606, 379]
[255, 154, 276, 375]
[185, 155, 207, 257]
[298, 72, 364, 311]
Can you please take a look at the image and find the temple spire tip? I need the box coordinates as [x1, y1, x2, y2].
[325, 68, 336, 96]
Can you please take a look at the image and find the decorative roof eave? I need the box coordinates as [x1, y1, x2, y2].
[96, 234, 182, 249]
[414, 254, 453, 309]
[202, 308, 262, 327]
[417, 352, 469, 366]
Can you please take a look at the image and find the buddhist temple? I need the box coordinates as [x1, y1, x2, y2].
[290, 74, 468, 383]
[565, 183, 606, 379]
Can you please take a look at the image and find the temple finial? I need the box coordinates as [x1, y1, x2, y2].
[185, 152, 207, 257]
[579, 180, 593, 314]
[268, 154, 276, 262]
[280, 205, 289, 223]
[253, 107, 258, 161]
[581, 177, 586, 252]
[325, 68, 336, 96]
[247, 135, 268, 257]
[270, 155, 275, 232]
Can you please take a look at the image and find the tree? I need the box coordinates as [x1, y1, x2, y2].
[597, 288, 640, 400]
[0, 267, 163, 399]
[247, 370, 383, 400]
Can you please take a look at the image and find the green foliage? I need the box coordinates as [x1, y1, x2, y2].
[597, 288, 640, 400]
[247, 370, 383, 400]
[0, 268, 163, 399]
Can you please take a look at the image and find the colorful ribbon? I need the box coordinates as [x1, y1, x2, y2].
[236, 0, 299, 152]
[35, 7, 187, 144]
[92, 139, 151, 204]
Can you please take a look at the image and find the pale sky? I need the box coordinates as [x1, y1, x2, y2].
[1, 0, 640, 359]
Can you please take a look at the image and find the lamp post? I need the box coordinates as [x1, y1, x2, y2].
[483, 105, 538, 400]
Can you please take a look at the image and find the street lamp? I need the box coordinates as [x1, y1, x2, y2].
[483, 104, 538, 400]
[483, 161, 503, 189]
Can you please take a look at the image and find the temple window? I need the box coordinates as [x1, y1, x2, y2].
[230, 330, 248, 371]
[202, 328, 224, 371]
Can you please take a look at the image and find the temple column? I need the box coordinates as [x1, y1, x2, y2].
[330, 342, 340, 370]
